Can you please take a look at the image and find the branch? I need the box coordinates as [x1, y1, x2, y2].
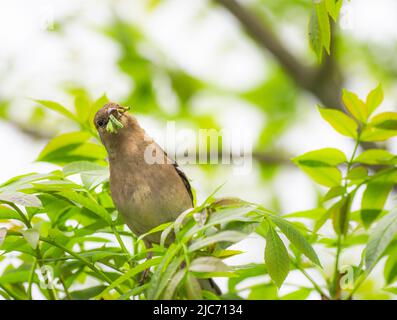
[1, 118, 54, 140]
[214, 0, 315, 89]
[213, 0, 344, 110]
[213, 0, 381, 151]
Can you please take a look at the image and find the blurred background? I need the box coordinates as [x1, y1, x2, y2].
[1, 0, 396, 299]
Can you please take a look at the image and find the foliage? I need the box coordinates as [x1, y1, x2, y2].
[0, 97, 320, 300]
[2, 83, 397, 300]
[293, 85, 397, 299]
[309, 0, 343, 61]
[1, 0, 397, 301]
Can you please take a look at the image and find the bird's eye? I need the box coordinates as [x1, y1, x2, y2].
[97, 120, 105, 127]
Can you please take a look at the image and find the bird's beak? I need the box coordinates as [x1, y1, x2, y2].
[107, 107, 117, 116]
[107, 106, 130, 116]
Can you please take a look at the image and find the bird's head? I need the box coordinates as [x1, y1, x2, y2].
[94, 102, 131, 151]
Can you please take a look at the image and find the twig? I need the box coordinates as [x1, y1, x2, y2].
[213, 0, 345, 111]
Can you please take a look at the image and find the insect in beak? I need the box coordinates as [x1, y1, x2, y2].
[108, 105, 130, 115]
[117, 105, 130, 113]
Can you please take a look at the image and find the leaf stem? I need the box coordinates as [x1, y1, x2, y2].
[331, 135, 361, 299]
[59, 275, 72, 300]
[111, 224, 131, 260]
[7, 202, 31, 227]
[40, 236, 124, 295]
[7, 203, 57, 299]
[290, 258, 329, 299]
[27, 259, 37, 299]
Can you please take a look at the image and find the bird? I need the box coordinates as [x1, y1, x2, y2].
[94, 102, 221, 295]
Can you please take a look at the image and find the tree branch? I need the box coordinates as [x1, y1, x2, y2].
[213, 0, 344, 111]
[214, 0, 315, 88]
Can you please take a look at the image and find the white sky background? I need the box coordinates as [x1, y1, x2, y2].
[0, 0, 396, 298]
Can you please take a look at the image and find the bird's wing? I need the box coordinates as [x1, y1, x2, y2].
[172, 161, 194, 204]
[157, 144, 194, 204]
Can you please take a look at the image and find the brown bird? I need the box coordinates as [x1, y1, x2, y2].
[94, 102, 220, 295]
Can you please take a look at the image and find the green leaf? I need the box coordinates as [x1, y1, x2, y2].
[384, 287, 397, 295]
[284, 208, 326, 219]
[22, 229, 40, 249]
[293, 148, 347, 166]
[361, 112, 397, 141]
[189, 257, 230, 274]
[318, 107, 358, 138]
[292, 148, 346, 188]
[0, 234, 34, 255]
[138, 222, 173, 242]
[118, 284, 150, 300]
[163, 269, 186, 300]
[153, 256, 184, 299]
[298, 166, 342, 187]
[0, 192, 42, 207]
[30, 180, 83, 192]
[371, 112, 397, 130]
[95, 257, 162, 299]
[57, 190, 111, 223]
[346, 166, 368, 181]
[63, 161, 109, 189]
[37, 131, 91, 161]
[184, 205, 256, 238]
[281, 288, 312, 300]
[69, 285, 107, 300]
[0, 205, 22, 220]
[361, 182, 392, 228]
[215, 249, 243, 259]
[331, 196, 350, 235]
[147, 244, 180, 299]
[269, 215, 321, 266]
[188, 231, 246, 252]
[74, 92, 91, 123]
[184, 273, 202, 300]
[265, 226, 289, 287]
[309, 8, 323, 62]
[384, 247, 397, 284]
[365, 209, 397, 272]
[366, 84, 384, 115]
[63, 161, 107, 176]
[248, 283, 278, 300]
[342, 89, 368, 122]
[35, 100, 77, 122]
[360, 127, 397, 142]
[315, 0, 331, 54]
[354, 149, 395, 165]
[325, 0, 343, 21]
[256, 220, 269, 238]
[0, 172, 62, 192]
[325, 0, 337, 20]
[42, 143, 107, 165]
[0, 269, 31, 285]
[0, 228, 7, 246]
[323, 186, 345, 201]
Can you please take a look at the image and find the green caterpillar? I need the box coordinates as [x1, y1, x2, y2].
[106, 114, 124, 133]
